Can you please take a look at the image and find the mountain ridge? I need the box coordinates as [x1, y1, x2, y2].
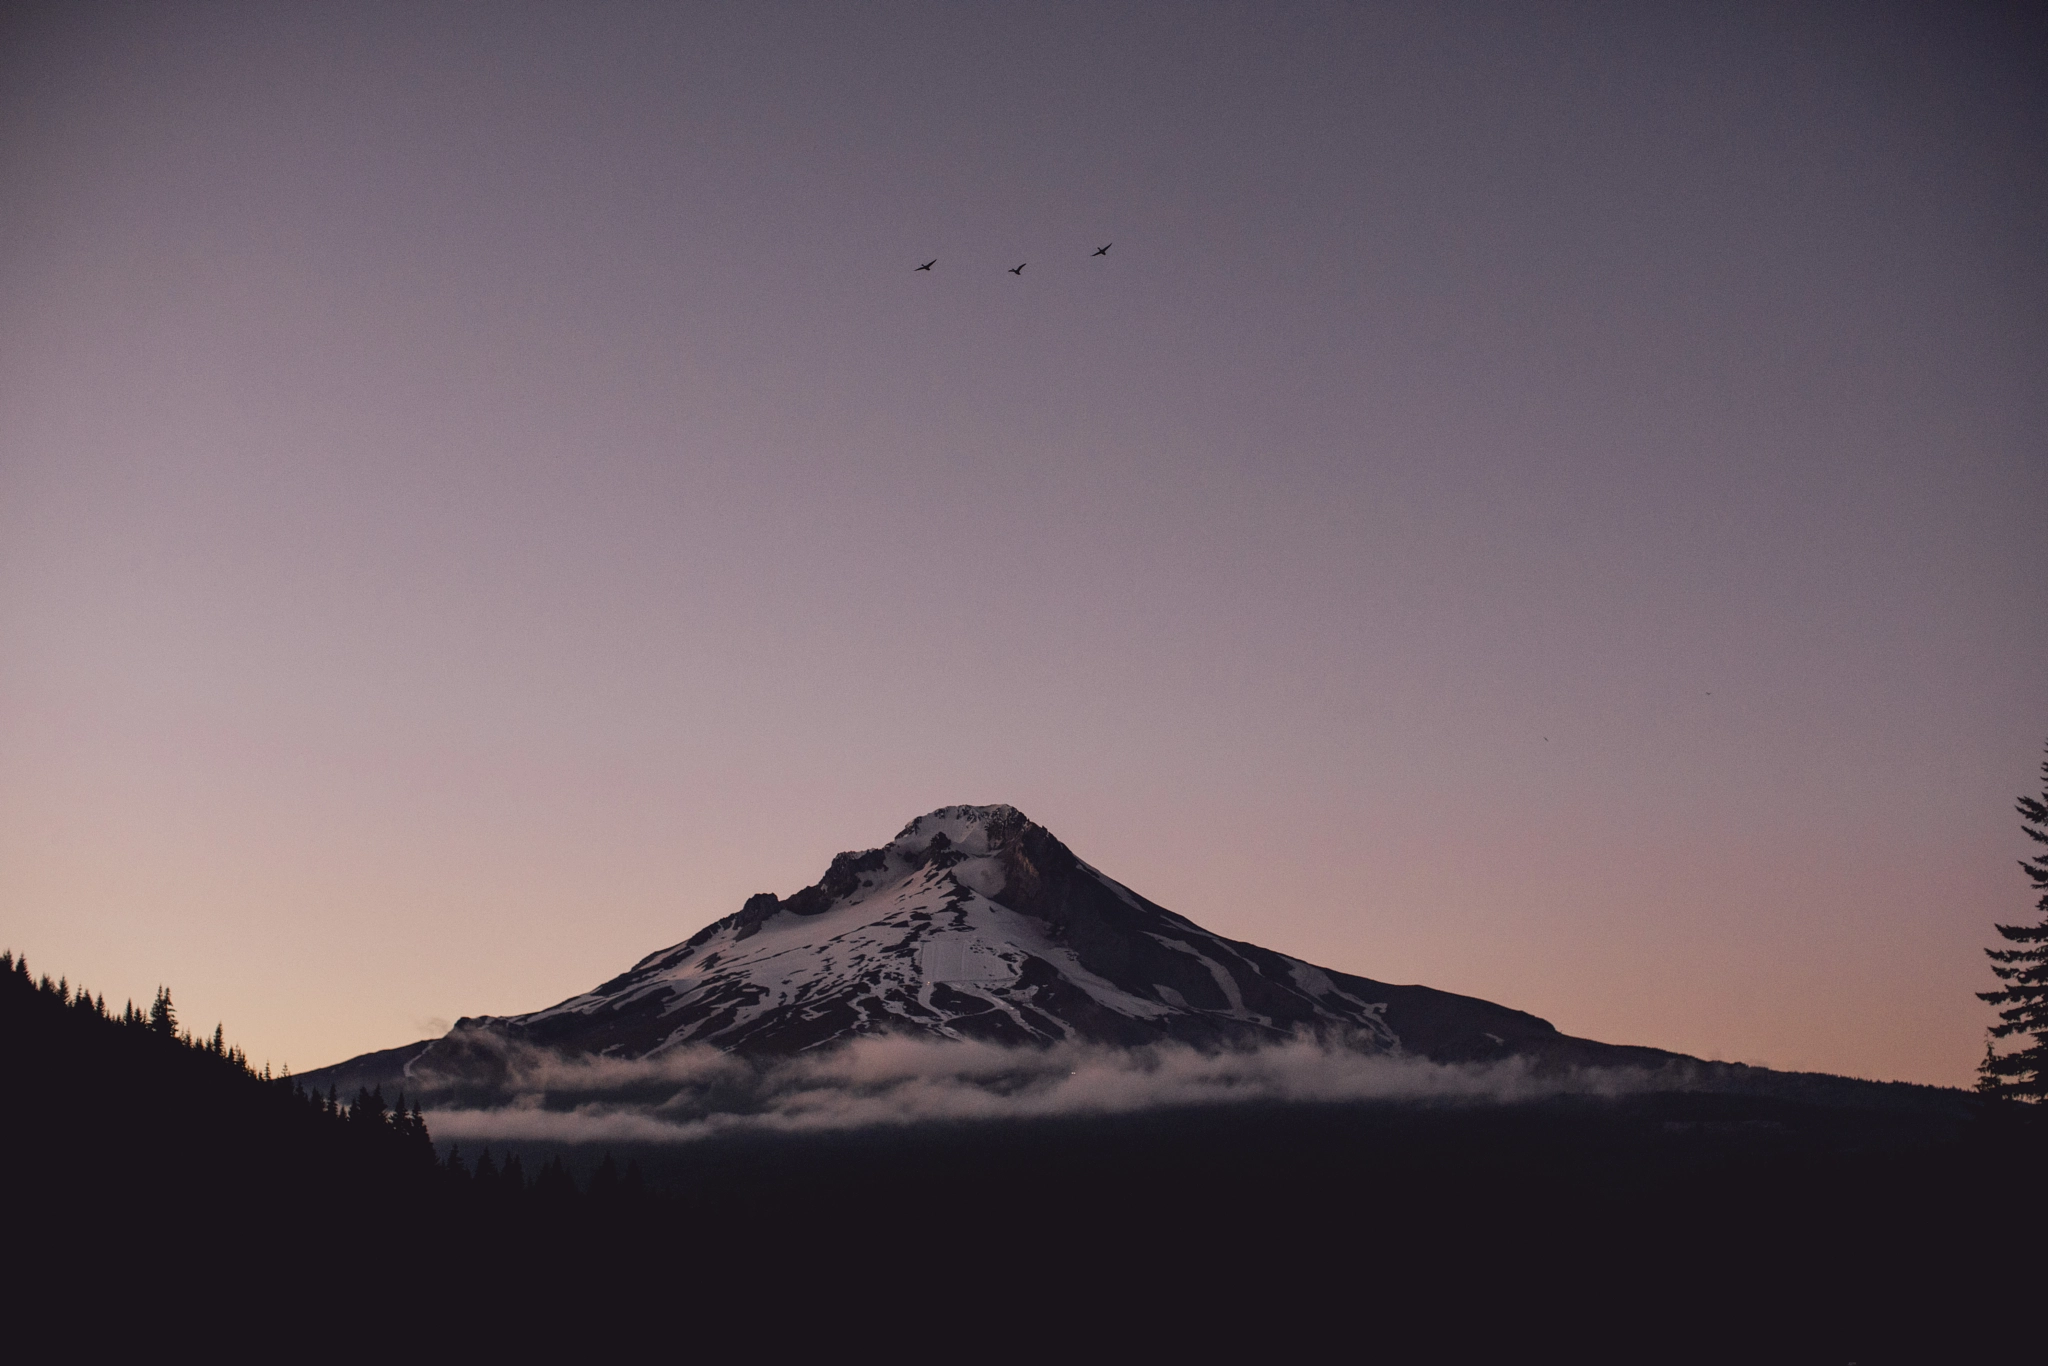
[304, 804, 1697, 1099]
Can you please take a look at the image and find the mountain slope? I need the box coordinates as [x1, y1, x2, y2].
[309, 805, 1682, 1097]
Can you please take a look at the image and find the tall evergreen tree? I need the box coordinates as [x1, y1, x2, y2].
[148, 986, 178, 1038]
[1979, 741, 2048, 1100]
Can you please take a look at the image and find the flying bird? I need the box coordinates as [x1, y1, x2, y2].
[914, 259, 936, 271]
[1093, 243, 1111, 256]
[1009, 263, 1026, 275]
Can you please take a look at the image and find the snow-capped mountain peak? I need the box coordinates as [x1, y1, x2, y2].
[304, 805, 1661, 1097]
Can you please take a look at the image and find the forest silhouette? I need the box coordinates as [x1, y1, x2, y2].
[2, 949, 659, 1217]
[7, 947, 2042, 1355]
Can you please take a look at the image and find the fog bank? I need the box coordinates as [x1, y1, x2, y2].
[420, 1033, 1665, 1144]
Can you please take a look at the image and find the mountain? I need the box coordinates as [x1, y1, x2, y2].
[306, 804, 1680, 1096]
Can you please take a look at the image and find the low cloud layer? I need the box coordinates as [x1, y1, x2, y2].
[420, 1033, 1666, 1145]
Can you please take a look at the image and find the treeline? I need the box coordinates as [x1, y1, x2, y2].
[10, 946, 2042, 1354]
[1, 950, 663, 1246]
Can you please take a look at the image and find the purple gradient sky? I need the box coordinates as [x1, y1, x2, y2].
[3, 2, 2042, 1085]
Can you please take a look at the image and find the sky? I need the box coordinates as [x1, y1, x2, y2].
[2, 1, 2043, 1088]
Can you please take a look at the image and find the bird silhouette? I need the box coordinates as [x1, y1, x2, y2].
[1093, 243, 1111, 256]
[914, 259, 936, 271]
[1009, 263, 1026, 275]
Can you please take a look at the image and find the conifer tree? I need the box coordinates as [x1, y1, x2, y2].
[1979, 741, 2048, 1100]
[408, 1104, 434, 1166]
[356, 1086, 388, 1129]
[148, 986, 178, 1038]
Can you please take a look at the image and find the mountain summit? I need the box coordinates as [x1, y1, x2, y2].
[308, 804, 1673, 1092]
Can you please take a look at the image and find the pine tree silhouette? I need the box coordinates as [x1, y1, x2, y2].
[149, 987, 177, 1038]
[1980, 739, 2048, 1100]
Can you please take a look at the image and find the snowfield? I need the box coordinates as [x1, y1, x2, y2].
[500, 805, 1401, 1056]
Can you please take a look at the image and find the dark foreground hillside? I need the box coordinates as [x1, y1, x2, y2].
[2, 954, 669, 1342]
[6, 953, 2040, 1358]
